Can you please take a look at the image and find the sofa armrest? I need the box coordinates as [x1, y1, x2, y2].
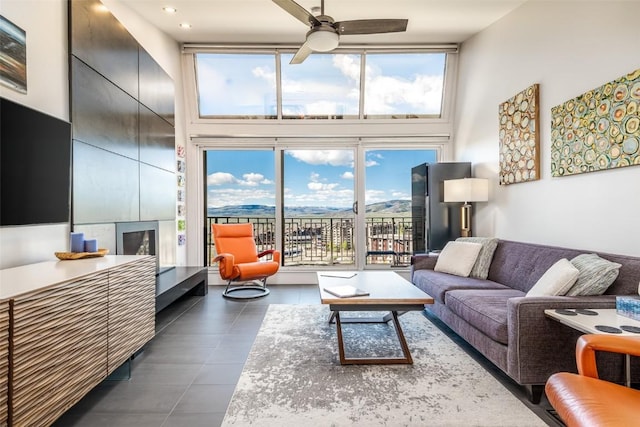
[410, 253, 438, 281]
[506, 295, 617, 385]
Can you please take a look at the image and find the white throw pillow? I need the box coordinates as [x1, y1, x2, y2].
[526, 258, 579, 297]
[434, 241, 483, 277]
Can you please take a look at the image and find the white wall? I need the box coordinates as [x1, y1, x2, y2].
[454, 1, 640, 256]
[0, 0, 70, 269]
[0, 0, 186, 269]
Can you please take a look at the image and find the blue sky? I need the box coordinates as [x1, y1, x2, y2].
[206, 149, 437, 209]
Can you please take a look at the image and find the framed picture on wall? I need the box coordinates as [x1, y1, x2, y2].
[0, 15, 27, 93]
[498, 83, 540, 185]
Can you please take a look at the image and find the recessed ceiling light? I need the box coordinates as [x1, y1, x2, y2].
[179, 23, 192, 29]
[163, 6, 177, 14]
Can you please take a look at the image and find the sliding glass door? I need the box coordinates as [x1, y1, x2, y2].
[205, 150, 276, 265]
[363, 148, 438, 267]
[205, 146, 438, 269]
[282, 149, 356, 267]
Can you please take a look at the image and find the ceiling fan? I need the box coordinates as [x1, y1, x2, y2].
[272, 0, 408, 64]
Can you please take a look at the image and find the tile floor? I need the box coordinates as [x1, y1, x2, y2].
[54, 284, 559, 427]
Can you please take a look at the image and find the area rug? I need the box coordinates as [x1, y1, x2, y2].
[222, 304, 546, 426]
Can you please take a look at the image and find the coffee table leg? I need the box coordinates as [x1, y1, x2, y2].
[334, 310, 413, 365]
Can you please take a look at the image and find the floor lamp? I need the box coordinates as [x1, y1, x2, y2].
[443, 178, 489, 237]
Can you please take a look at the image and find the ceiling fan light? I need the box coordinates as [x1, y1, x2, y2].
[307, 30, 339, 52]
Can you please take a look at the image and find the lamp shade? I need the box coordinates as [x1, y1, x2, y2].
[306, 29, 339, 52]
[444, 178, 489, 203]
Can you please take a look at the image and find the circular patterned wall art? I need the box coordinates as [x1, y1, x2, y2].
[551, 68, 640, 177]
[498, 83, 540, 185]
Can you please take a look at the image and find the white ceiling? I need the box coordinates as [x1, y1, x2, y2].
[122, 0, 528, 45]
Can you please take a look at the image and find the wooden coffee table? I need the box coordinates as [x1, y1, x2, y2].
[317, 271, 434, 365]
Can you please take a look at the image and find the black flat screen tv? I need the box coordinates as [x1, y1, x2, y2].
[1, 97, 72, 226]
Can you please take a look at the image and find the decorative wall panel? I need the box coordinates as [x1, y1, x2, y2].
[498, 83, 540, 185]
[72, 58, 139, 160]
[139, 47, 175, 126]
[73, 141, 139, 224]
[139, 104, 175, 171]
[70, 0, 176, 231]
[140, 164, 176, 221]
[551, 69, 640, 176]
[70, 0, 139, 98]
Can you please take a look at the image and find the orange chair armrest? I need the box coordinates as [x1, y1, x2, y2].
[258, 249, 281, 263]
[577, 334, 640, 378]
[213, 253, 235, 274]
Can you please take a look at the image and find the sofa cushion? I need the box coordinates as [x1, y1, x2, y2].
[565, 253, 622, 296]
[445, 289, 525, 345]
[412, 269, 509, 304]
[526, 258, 579, 297]
[457, 237, 499, 280]
[434, 241, 483, 277]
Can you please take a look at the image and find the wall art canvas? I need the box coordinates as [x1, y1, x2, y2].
[0, 15, 27, 93]
[551, 69, 640, 177]
[498, 83, 540, 185]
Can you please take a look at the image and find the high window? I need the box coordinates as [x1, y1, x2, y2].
[192, 49, 451, 120]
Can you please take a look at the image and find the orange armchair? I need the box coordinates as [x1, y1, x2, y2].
[545, 334, 640, 427]
[212, 223, 280, 299]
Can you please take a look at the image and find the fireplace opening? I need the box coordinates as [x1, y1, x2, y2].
[116, 221, 172, 275]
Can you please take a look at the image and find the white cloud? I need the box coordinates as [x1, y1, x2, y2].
[364, 65, 443, 115]
[240, 172, 272, 186]
[341, 171, 354, 179]
[208, 171, 273, 188]
[365, 189, 387, 204]
[391, 191, 410, 200]
[207, 187, 275, 207]
[252, 66, 276, 88]
[207, 172, 237, 186]
[308, 181, 339, 191]
[288, 150, 353, 167]
[365, 160, 379, 167]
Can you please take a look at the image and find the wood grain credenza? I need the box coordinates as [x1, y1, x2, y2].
[0, 255, 155, 426]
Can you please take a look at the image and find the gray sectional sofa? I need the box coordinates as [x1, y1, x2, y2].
[411, 239, 640, 402]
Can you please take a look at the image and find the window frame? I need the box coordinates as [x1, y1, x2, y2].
[183, 45, 458, 126]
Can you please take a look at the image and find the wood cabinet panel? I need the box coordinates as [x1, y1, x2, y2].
[1, 256, 155, 426]
[10, 271, 108, 427]
[108, 257, 156, 373]
[0, 301, 8, 426]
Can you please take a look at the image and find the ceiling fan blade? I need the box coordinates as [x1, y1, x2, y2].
[272, 0, 321, 27]
[290, 42, 313, 64]
[335, 19, 408, 35]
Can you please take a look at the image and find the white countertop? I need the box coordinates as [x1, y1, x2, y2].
[0, 255, 151, 300]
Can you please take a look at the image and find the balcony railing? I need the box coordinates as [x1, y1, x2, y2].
[206, 216, 414, 267]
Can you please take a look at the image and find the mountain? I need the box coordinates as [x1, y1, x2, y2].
[207, 200, 411, 217]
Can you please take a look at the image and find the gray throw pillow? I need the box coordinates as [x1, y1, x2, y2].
[564, 253, 622, 296]
[456, 237, 499, 280]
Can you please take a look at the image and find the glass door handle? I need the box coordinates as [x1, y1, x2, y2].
[352, 201, 358, 214]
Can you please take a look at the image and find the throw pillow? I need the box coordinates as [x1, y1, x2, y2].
[456, 237, 499, 280]
[526, 258, 579, 297]
[434, 241, 483, 277]
[565, 253, 622, 296]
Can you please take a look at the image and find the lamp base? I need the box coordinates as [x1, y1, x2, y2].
[460, 203, 472, 238]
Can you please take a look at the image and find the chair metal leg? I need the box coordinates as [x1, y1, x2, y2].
[222, 278, 270, 300]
